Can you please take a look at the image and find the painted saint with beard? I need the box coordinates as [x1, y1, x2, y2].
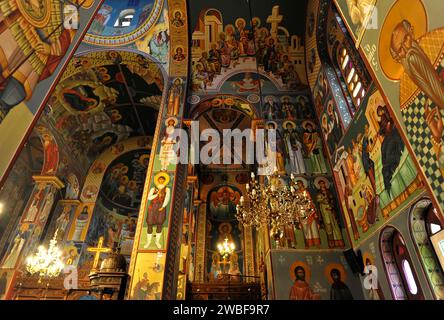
[390, 20, 444, 168]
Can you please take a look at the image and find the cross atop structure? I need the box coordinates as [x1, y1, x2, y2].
[266, 5, 283, 40]
[87, 236, 112, 270]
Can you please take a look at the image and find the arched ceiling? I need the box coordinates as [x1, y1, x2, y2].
[42, 50, 164, 167]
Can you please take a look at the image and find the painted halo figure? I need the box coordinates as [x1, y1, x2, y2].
[144, 172, 171, 249]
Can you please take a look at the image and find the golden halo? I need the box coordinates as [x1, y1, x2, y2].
[218, 222, 233, 234]
[154, 172, 170, 187]
[235, 18, 247, 29]
[224, 24, 235, 35]
[139, 154, 150, 166]
[378, 0, 427, 81]
[314, 176, 330, 189]
[362, 251, 375, 266]
[280, 95, 291, 102]
[165, 116, 178, 127]
[302, 120, 316, 130]
[295, 177, 309, 189]
[252, 17, 261, 28]
[283, 121, 296, 129]
[266, 121, 278, 129]
[324, 263, 347, 284]
[289, 261, 311, 283]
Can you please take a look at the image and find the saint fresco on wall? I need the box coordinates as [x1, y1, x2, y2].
[206, 186, 243, 280]
[190, 5, 307, 93]
[272, 251, 363, 300]
[332, 87, 421, 245]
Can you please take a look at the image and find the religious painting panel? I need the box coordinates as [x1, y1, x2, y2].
[138, 172, 174, 251]
[206, 185, 244, 280]
[130, 251, 165, 300]
[67, 203, 95, 243]
[359, 0, 444, 212]
[263, 117, 330, 178]
[332, 86, 423, 246]
[0, 269, 16, 300]
[189, 2, 307, 95]
[333, 0, 377, 46]
[0, 223, 35, 269]
[271, 250, 364, 300]
[0, 0, 103, 179]
[270, 175, 348, 251]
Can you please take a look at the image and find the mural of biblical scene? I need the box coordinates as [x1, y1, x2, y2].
[130, 252, 165, 300]
[320, 97, 344, 158]
[332, 87, 422, 246]
[271, 251, 364, 300]
[67, 204, 95, 243]
[0, 0, 98, 123]
[0, 270, 15, 300]
[85, 0, 164, 47]
[264, 118, 329, 177]
[138, 172, 174, 251]
[271, 176, 347, 251]
[305, 0, 322, 90]
[358, 0, 444, 211]
[190, 4, 307, 94]
[0, 1, 101, 181]
[84, 149, 150, 256]
[206, 186, 243, 281]
[153, 116, 180, 173]
[43, 202, 77, 243]
[334, 0, 376, 45]
[0, 223, 35, 269]
[42, 51, 162, 170]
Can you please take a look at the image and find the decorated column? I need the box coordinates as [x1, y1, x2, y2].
[127, 0, 189, 300]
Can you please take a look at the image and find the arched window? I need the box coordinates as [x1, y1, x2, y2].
[337, 46, 366, 110]
[329, 9, 372, 119]
[392, 231, 424, 300]
[380, 227, 424, 300]
[410, 199, 444, 299]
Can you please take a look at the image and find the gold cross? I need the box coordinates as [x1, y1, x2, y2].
[87, 236, 112, 270]
[266, 5, 283, 39]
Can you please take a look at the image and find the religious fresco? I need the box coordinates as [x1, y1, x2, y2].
[305, 0, 322, 90]
[190, 5, 307, 94]
[332, 87, 423, 246]
[0, 0, 99, 121]
[270, 175, 348, 251]
[40, 50, 161, 170]
[271, 250, 364, 300]
[83, 149, 150, 254]
[126, 0, 188, 300]
[0, 0, 103, 180]
[0, 269, 15, 300]
[130, 251, 165, 300]
[138, 172, 174, 251]
[334, 0, 377, 46]
[206, 186, 244, 280]
[358, 0, 444, 213]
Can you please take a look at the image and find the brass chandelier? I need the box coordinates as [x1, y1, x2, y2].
[236, 169, 316, 235]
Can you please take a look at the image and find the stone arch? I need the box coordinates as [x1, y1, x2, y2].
[409, 198, 444, 299]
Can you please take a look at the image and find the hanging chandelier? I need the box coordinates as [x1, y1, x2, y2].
[236, 169, 316, 235]
[26, 230, 65, 282]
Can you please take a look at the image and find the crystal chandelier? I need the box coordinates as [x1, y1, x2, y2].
[236, 169, 316, 235]
[217, 237, 236, 259]
[26, 230, 65, 282]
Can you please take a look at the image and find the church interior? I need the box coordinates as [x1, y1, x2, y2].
[0, 0, 444, 301]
